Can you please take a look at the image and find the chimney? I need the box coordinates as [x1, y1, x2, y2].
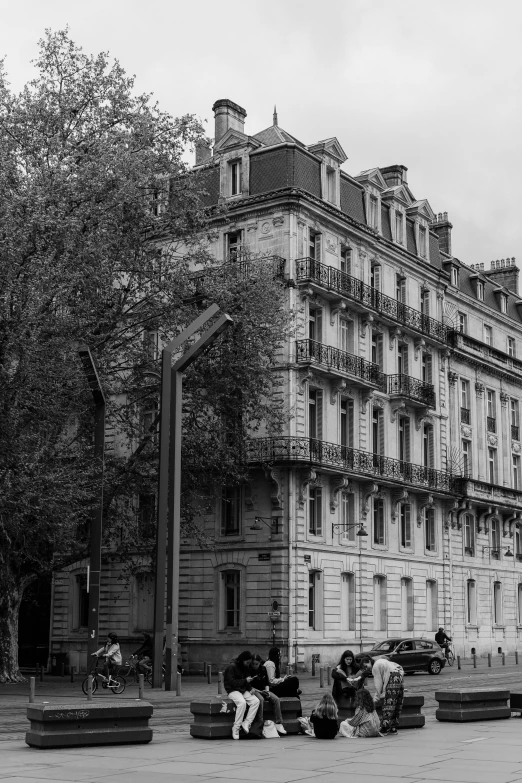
[380, 165, 408, 187]
[195, 139, 212, 166]
[484, 258, 519, 296]
[212, 99, 247, 144]
[431, 211, 453, 256]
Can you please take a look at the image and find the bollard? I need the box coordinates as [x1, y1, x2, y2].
[176, 672, 182, 696]
[502, 652, 506, 666]
[319, 667, 325, 688]
[29, 677, 35, 704]
[87, 675, 93, 702]
[516, 651, 519, 665]
[217, 671, 223, 695]
[457, 655, 461, 670]
[60, 663, 65, 678]
[488, 653, 491, 667]
[138, 673, 144, 700]
[312, 658, 316, 677]
[207, 664, 212, 685]
[70, 668, 75, 683]
[327, 666, 331, 686]
[473, 654, 477, 668]
[203, 661, 207, 676]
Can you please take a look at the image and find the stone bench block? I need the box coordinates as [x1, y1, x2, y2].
[510, 693, 522, 714]
[26, 701, 153, 748]
[190, 696, 301, 739]
[336, 694, 425, 729]
[435, 689, 511, 722]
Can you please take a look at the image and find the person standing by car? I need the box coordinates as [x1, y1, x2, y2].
[435, 627, 452, 660]
[360, 655, 404, 735]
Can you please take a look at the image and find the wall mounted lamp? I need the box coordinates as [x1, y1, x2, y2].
[332, 522, 368, 537]
[249, 516, 282, 535]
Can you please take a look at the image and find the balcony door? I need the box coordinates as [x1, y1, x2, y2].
[309, 389, 323, 441]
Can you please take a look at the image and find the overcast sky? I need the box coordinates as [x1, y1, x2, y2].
[1, 0, 520, 267]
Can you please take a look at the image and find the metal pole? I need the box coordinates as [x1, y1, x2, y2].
[138, 674, 144, 700]
[516, 650, 519, 665]
[176, 672, 182, 696]
[502, 652, 506, 666]
[29, 677, 35, 703]
[473, 654, 477, 668]
[488, 653, 491, 667]
[327, 667, 331, 686]
[319, 667, 324, 688]
[207, 664, 212, 685]
[457, 655, 461, 670]
[87, 675, 93, 702]
[217, 672, 223, 695]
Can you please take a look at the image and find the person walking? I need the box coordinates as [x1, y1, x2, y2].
[223, 650, 260, 740]
[249, 654, 287, 734]
[360, 656, 404, 735]
[264, 647, 301, 698]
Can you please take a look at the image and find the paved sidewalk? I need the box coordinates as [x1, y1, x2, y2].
[2, 714, 522, 783]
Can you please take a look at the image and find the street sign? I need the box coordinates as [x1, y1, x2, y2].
[268, 611, 281, 621]
[258, 553, 271, 561]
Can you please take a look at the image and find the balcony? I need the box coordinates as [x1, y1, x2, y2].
[462, 478, 522, 513]
[189, 255, 286, 297]
[248, 436, 461, 495]
[295, 257, 449, 343]
[487, 416, 497, 433]
[448, 330, 522, 376]
[296, 339, 386, 391]
[388, 374, 436, 408]
[461, 407, 471, 424]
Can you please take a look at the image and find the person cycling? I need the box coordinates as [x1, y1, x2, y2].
[133, 633, 153, 675]
[92, 632, 122, 682]
[435, 627, 452, 659]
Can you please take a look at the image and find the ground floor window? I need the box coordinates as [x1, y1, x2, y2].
[401, 577, 413, 631]
[467, 579, 477, 625]
[222, 570, 241, 629]
[341, 572, 355, 631]
[373, 575, 387, 631]
[426, 580, 438, 632]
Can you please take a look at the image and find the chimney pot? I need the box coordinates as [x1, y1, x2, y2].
[380, 164, 408, 187]
[212, 99, 247, 144]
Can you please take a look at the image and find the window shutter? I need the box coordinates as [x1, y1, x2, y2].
[402, 345, 409, 375]
[404, 418, 411, 462]
[424, 354, 432, 384]
[373, 265, 381, 291]
[315, 488, 323, 536]
[404, 504, 411, 547]
[316, 308, 323, 343]
[378, 410, 385, 456]
[316, 390, 323, 441]
[377, 335, 383, 370]
[315, 233, 322, 264]
[424, 291, 430, 317]
[347, 399, 354, 448]
[428, 426, 434, 467]
[400, 278, 406, 303]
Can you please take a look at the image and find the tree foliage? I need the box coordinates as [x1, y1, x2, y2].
[0, 30, 289, 681]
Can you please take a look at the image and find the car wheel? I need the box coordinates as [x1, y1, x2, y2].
[428, 659, 442, 675]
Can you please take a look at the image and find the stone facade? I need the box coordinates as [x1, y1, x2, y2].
[49, 100, 522, 672]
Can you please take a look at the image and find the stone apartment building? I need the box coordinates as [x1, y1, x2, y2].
[49, 99, 522, 672]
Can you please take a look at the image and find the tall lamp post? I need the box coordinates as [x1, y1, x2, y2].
[78, 346, 106, 663]
[152, 306, 233, 689]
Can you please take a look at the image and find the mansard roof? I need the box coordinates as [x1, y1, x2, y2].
[213, 127, 262, 154]
[252, 125, 306, 149]
[382, 184, 413, 206]
[307, 137, 348, 163]
[407, 198, 436, 222]
[355, 168, 387, 190]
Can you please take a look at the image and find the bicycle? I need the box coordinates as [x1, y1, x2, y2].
[81, 658, 126, 695]
[118, 655, 153, 685]
[443, 644, 455, 667]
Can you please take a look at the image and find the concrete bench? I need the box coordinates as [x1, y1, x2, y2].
[510, 693, 522, 715]
[336, 694, 425, 729]
[190, 696, 301, 739]
[26, 701, 153, 748]
[435, 689, 511, 722]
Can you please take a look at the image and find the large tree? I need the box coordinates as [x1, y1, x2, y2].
[0, 31, 289, 682]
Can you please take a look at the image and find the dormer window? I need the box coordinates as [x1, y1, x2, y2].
[326, 167, 336, 204]
[500, 293, 508, 314]
[229, 159, 242, 196]
[477, 280, 484, 301]
[395, 211, 403, 244]
[369, 195, 379, 230]
[418, 226, 427, 258]
[451, 267, 459, 287]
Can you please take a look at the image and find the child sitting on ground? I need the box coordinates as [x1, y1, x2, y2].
[299, 693, 339, 739]
[339, 687, 382, 738]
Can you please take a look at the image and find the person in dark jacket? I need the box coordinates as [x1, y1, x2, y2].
[309, 694, 339, 739]
[133, 633, 153, 674]
[331, 649, 364, 703]
[223, 650, 260, 740]
[250, 654, 286, 734]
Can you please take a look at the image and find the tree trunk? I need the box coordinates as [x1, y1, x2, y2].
[0, 577, 26, 683]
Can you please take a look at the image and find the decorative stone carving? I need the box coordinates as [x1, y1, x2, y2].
[261, 221, 271, 234]
[414, 338, 426, 359]
[461, 425, 472, 438]
[361, 389, 375, 413]
[298, 468, 318, 508]
[439, 348, 451, 365]
[372, 395, 385, 410]
[298, 369, 314, 394]
[475, 382, 485, 397]
[330, 300, 348, 325]
[360, 314, 374, 338]
[417, 494, 435, 527]
[360, 482, 381, 520]
[416, 411, 435, 432]
[513, 441, 522, 454]
[500, 391, 509, 407]
[448, 371, 458, 387]
[487, 434, 498, 447]
[264, 468, 283, 510]
[391, 489, 410, 523]
[330, 476, 354, 513]
[330, 379, 348, 405]
[272, 215, 284, 227]
[442, 499, 459, 530]
[477, 507, 493, 533]
[390, 400, 407, 423]
[389, 326, 403, 350]
[299, 286, 315, 301]
[325, 234, 337, 254]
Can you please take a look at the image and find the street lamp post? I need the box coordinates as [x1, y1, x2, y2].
[78, 346, 106, 663]
[331, 522, 368, 537]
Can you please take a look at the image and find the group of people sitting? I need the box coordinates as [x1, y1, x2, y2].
[224, 647, 405, 740]
[223, 647, 302, 739]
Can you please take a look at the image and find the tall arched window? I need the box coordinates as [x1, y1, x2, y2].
[464, 514, 475, 555]
[426, 580, 438, 632]
[493, 581, 503, 625]
[518, 584, 522, 626]
[341, 572, 356, 632]
[373, 575, 387, 632]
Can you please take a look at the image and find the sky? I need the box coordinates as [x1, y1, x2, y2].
[1, 0, 521, 267]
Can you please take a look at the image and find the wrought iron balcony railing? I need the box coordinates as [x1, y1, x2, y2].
[190, 255, 286, 294]
[247, 436, 461, 494]
[296, 339, 386, 391]
[295, 257, 449, 343]
[388, 374, 436, 407]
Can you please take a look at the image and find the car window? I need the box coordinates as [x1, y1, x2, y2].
[397, 641, 414, 652]
[372, 639, 401, 652]
[417, 640, 433, 650]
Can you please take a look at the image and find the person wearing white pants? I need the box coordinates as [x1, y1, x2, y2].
[224, 650, 260, 739]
